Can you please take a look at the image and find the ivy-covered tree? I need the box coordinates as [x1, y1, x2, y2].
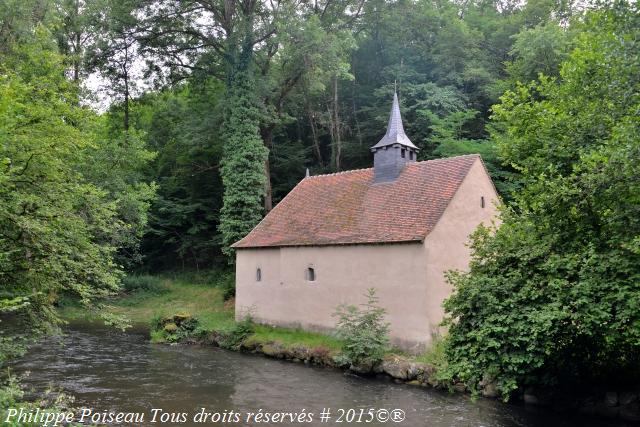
[443, 1, 640, 398]
[218, 18, 268, 257]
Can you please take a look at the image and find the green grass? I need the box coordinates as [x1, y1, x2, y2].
[248, 325, 344, 352]
[412, 337, 448, 368]
[61, 275, 235, 330]
[59, 271, 444, 366]
[58, 271, 342, 352]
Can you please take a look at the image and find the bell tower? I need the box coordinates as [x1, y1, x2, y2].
[371, 92, 419, 183]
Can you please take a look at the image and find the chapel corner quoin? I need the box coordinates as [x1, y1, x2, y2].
[232, 92, 500, 352]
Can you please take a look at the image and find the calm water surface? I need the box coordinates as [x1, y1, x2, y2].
[9, 324, 630, 427]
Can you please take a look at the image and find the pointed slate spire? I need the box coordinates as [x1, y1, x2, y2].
[371, 92, 419, 183]
[305, 168, 310, 178]
[371, 92, 418, 150]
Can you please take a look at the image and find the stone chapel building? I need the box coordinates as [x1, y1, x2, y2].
[233, 92, 499, 350]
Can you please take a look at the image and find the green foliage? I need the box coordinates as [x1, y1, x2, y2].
[333, 288, 390, 367]
[219, 272, 235, 301]
[422, 108, 517, 197]
[0, 1, 56, 56]
[0, 16, 155, 334]
[1, 373, 82, 427]
[0, 375, 24, 425]
[167, 317, 199, 342]
[122, 275, 165, 293]
[219, 314, 255, 350]
[81, 121, 157, 270]
[151, 314, 200, 343]
[138, 82, 226, 270]
[444, 2, 640, 399]
[97, 308, 132, 331]
[0, 28, 122, 327]
[506, 22, 575, 84]
[0, 336, 27, 370]
[218, 33, 269, 258]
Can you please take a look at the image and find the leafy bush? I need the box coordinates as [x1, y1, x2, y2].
[333, 288, 390, 368]
[0, 375, 22, 411]
[220, 273, 235, 301]
[444, 4, 640, 400]
[166, 316, 199, 342]
[122, 275, 164, 293]
[220, 314, 255, 350]
[150, 314, 200, 343]
[1, 374, 79, 427]
[0, 336, 26, 370]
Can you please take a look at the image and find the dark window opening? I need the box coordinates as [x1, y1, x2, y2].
[409, 151, 414, 160]
[401, 149, 406, 158]
[256, 268, 262, 282]
[306, 267, 316, 282]
[481, 196, 485, 208]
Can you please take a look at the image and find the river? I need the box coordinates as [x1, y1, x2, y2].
[8, 324, 628, 427]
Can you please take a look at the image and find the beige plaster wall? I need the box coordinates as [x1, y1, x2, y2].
[235, 242, 430, 350]
[235, 157, 500, 351]
[422, 158, 500, 334]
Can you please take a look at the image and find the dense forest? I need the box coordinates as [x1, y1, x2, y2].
[1, 0, 638, 400]
[2, 0, 582, 271]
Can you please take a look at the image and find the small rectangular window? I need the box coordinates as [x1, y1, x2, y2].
[409, 151, 413, 160]
[481, 196, 485, 208]
[256, 268, 262, 282]
[401, 149, 406, 158]
[306, 267, 315, 282]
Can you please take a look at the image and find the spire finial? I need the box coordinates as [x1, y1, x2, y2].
[305, 168, 310, 178]
[370, 91, 417, 150]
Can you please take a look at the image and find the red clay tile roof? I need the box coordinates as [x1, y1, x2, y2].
[233, 154, 481, 248]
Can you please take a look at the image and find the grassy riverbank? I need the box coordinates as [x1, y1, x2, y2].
[59, 272, 344, 354]
[59, 272, 445, 368]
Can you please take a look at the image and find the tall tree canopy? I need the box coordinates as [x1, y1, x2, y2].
[0, 1, 155, 328]
[4, 0, 637, 404]
[443, 1, 640, 397]
[0, 29, 137, 327]
[0, 0, 595, 323]
[126, 0, 580, 263]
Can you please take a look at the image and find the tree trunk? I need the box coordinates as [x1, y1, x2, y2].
[304, 91, 323, 166]
[264, 158, 272, 212]
[73, 30, 80, 82]
[123, 43, 130, 132]
[330, 75, 342, 171]
[260, 125, 274, 212]
[351, 80, 363, 147]
[123, 71, 130, 132]
[72, 0, 81, 82]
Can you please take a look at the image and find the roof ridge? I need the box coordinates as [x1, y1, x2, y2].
[305, 166, 373, 179]
[306, 154, 481, 179]
[414, 153, 480, 164]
